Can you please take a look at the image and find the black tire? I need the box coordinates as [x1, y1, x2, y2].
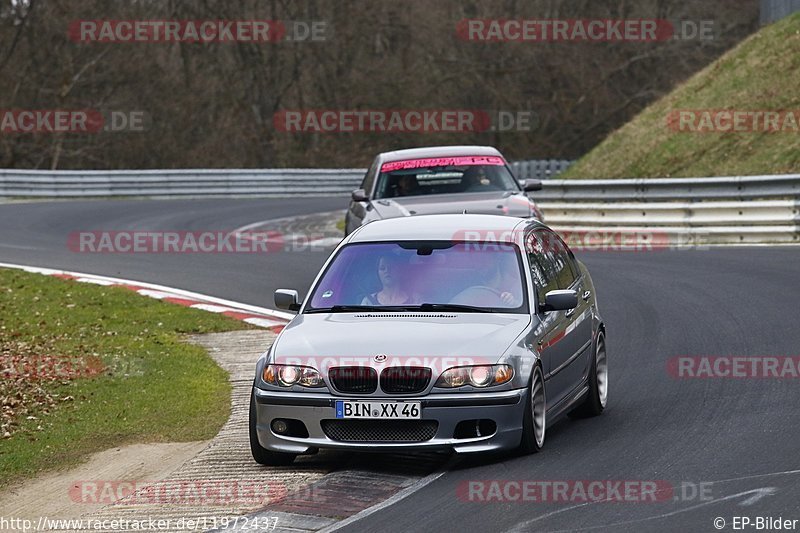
[519, 365, 546, 454]
[569, 330, 607, 418]
[249, 390, 297, 466]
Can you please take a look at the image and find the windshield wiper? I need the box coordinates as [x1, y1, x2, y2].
[305, 305, 411, 313]
[306, 303, 495, 314]
[415, 303, 492, 313]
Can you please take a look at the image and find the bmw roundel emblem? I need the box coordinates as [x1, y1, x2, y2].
[374, 354, 387, 362]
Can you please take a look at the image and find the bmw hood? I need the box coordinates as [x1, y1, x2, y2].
[370, 192, 535, 220]
[270, 313, 531, 366]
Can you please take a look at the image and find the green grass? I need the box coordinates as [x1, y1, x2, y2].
[336, 218, 346, 233]
[561, 13, 800, 179]
[0, 268, 251, 486]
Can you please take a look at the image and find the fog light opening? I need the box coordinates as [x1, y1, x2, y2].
[272, 419, 289, 435]
[479, 419, 497, 437]
[270, 418, 310, 438]
[453, 419, 497, 439]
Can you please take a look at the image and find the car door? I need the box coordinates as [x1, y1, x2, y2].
[546, 231, 594, 402]
[525, 229, 573, 408]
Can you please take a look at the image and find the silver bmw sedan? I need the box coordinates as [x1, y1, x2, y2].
[250, 214, 606, 465]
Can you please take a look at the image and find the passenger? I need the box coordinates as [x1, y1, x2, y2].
[361, 254, 413, 305]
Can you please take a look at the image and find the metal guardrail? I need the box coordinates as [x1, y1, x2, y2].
[0, 161, 572, 198]
[1, 168, 798, 245]
[535, 175, 800, 202]
[535, 175, 800, 245]
[509, 159, 574, 180]
[0, 169, 366, 197]
[541, 200, 798, 226]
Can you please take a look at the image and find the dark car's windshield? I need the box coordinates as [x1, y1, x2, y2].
[306, 241, 528, 313]
[373, 156, 520, 199]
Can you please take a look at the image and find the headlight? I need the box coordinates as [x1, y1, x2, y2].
[469, 366, 493, 387]
[435, 365, 514, 388]
[262, 365, 324, 388]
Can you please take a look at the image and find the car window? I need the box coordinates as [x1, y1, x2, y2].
[526, 230, 559, 306]
[562, 238, 582, 283]
[373, 156, 520, 199]
[550, 232, 578, 289]
[361, 158, 379, 195]
[305, 241, 528, 313]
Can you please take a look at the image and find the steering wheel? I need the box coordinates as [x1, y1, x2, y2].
[451, 285, 505, 306]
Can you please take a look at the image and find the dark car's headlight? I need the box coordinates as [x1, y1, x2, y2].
[262, 364, 324, 388]
[434, 365, 513, 388]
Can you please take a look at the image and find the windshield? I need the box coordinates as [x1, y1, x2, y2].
[306, 241, 528, 313]
[373, 156, 520, 199]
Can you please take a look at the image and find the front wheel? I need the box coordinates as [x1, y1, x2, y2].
[249, 390, 297, 466]
[569, 330, 608, 418]
[519, 365, 546, 454]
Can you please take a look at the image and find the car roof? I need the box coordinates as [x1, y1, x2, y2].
[348, 214, 546, 243]
[378, 145, 504, 163]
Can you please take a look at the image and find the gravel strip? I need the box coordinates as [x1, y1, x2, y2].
[66, 331, 329, 532]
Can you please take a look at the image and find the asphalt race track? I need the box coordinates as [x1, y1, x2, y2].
[2, 198, 799, 532]
[0, 198, 341, 306]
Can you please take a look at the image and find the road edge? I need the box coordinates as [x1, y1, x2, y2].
[0, 261, 292, 333]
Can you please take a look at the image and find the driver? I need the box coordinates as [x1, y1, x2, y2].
[485, 260, 518, 306]
[394, 175, 420, 197]
[461, 166, 492, 191]
[450, 258, 521, 307]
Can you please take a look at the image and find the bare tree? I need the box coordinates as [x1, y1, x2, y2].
[0, 0, 759, 169]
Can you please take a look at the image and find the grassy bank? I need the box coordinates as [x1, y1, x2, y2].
[0, 268, 251, 486]
[561, 14, 800, 179]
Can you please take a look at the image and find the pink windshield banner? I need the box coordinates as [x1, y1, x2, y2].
[381, 156, 505, 172]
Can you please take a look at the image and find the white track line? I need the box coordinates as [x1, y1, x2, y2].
[229, 210, 343, 243]
[0, 261, 294, 321]
[320, 456, 458, 533]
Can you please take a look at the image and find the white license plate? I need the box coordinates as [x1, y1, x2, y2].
[335, 400, 421, 419]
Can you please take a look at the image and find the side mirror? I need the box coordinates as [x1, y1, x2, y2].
[275, 289, 302, 312]
[541, 289, 577, 312]
[521, 179, 543, 192]
[351, 188, 369, 202]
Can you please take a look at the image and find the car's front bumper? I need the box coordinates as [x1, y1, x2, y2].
[252, 386, 527, 454]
